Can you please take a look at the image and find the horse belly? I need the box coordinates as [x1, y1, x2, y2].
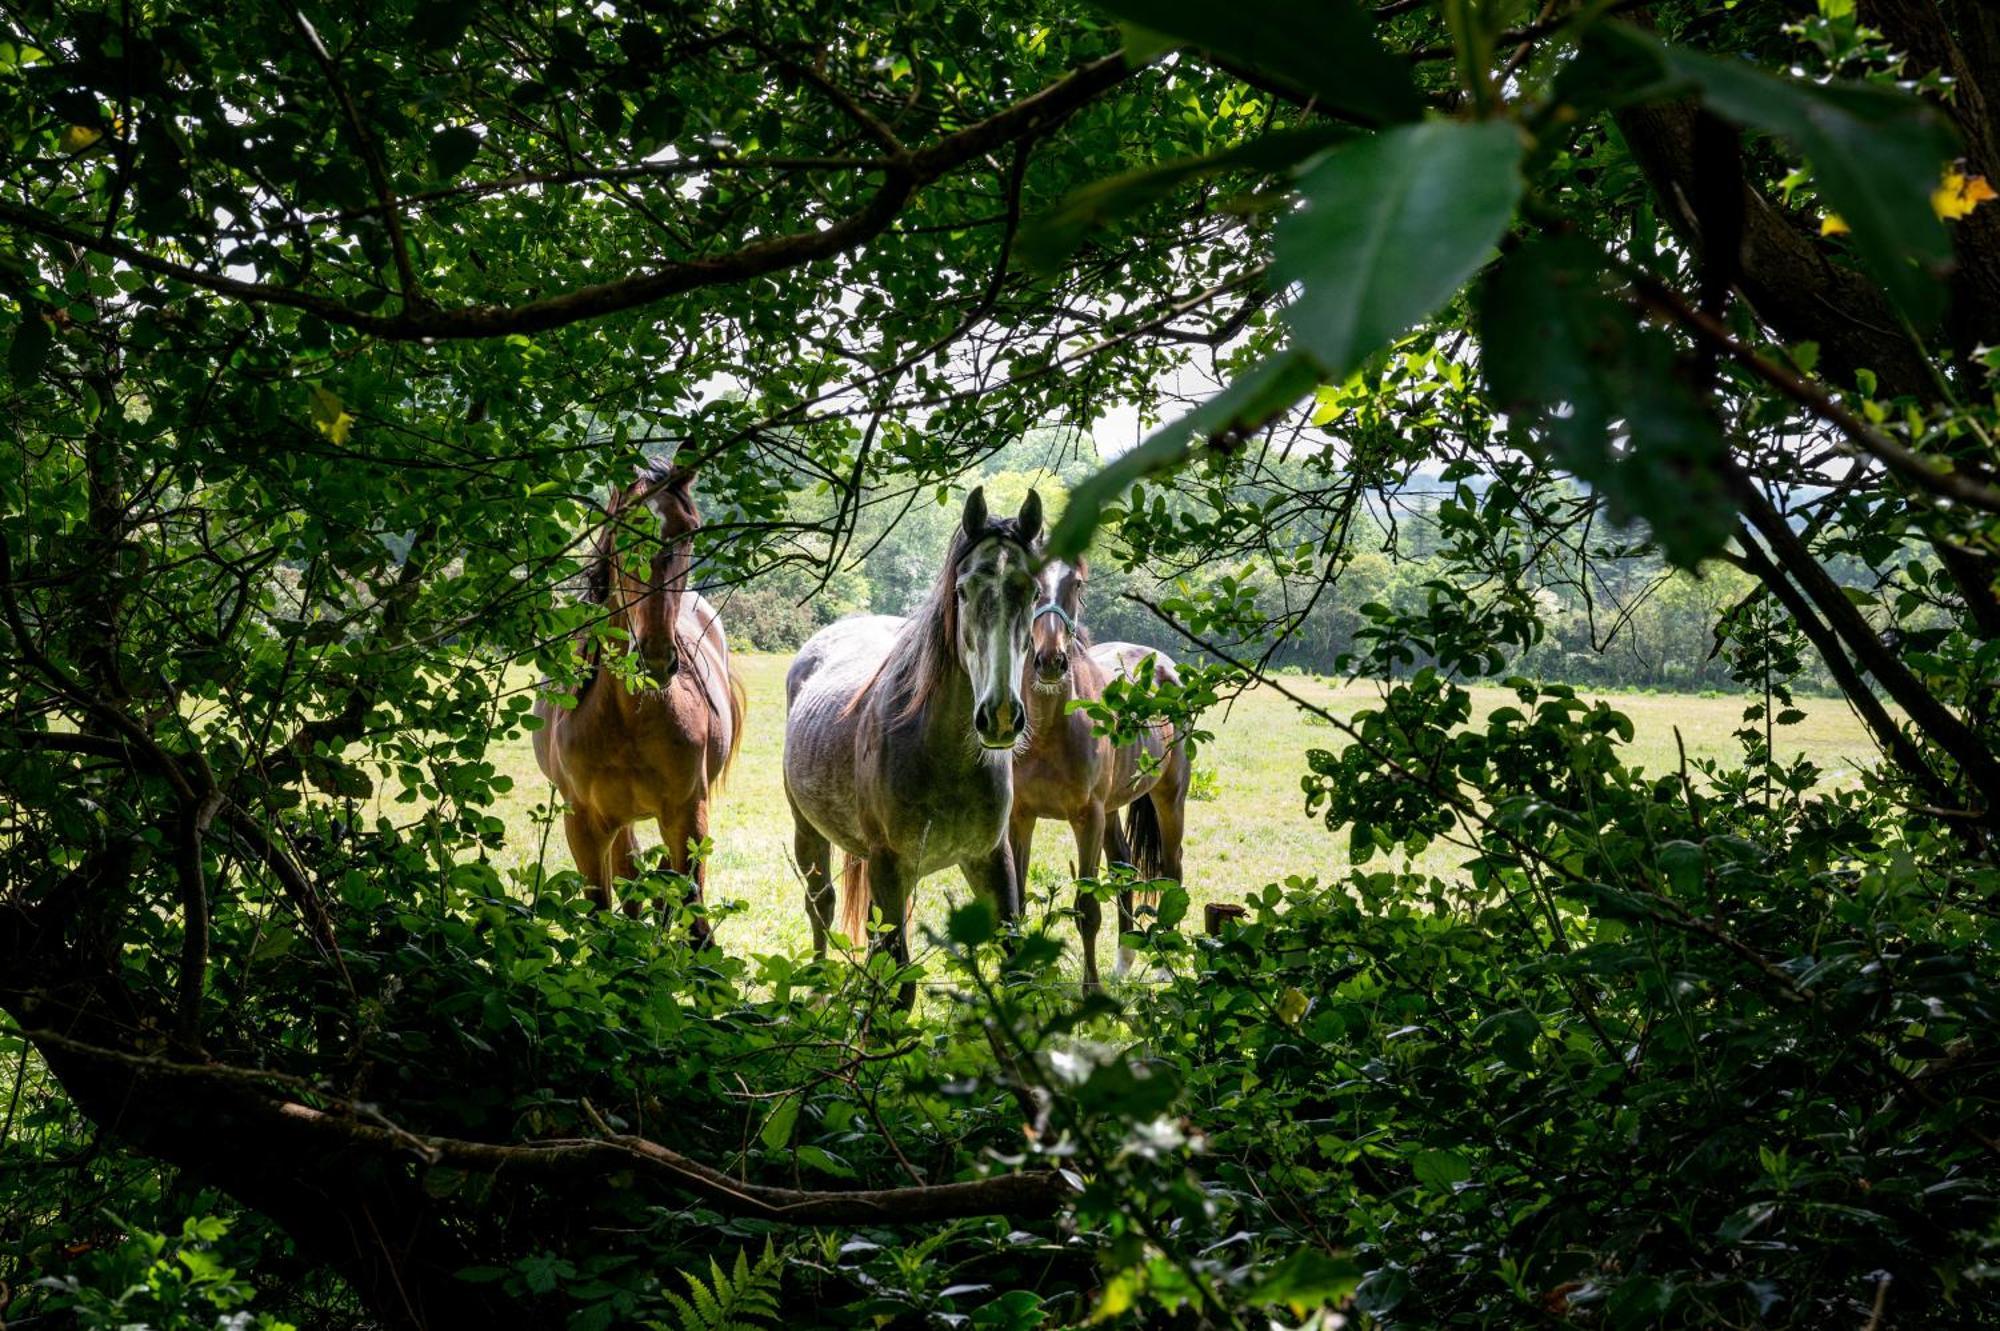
[782, 642, 886, 857]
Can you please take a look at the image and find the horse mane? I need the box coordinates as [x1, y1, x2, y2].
[851, 516, 1038, 721]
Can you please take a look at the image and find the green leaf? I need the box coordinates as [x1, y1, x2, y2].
[758, 1094, 800, 1151]
[1020, 125, 1353, 273]
[429, 126, 482, 179]
[948, 897, 997, 945]
[1411, 1147, 1472, 1189]
[8, 307, 50, 387]
[795, 1145, 856, 1179]
[1471, 1006, 1539, 1070]
[631, 92, 684, 148]
[1606, 1274, 1673, 1328]
[1276, 119, 1524, 379]
[1098, 0, 1423, 127]
[1247, 1246, 1363, 1310]
[1657, 840, 1706, 894]
[1075, 1055, 1181, 1118]
[1354, 1265, 1411, 1315]
[1577, 23, 1957, 325]
[1047, 350, 1321, 558]
[1478, 235, 1735, 566]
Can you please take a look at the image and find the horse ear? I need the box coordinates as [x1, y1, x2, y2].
[1017, 489, 1044, 545]
[962, 486, 988, 540]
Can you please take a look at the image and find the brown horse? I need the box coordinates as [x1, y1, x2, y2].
[533, 461, 745, 943]
[1009, 557, 1190, 988]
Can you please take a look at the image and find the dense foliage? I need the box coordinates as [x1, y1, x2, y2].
[5, 0, 2000, 1328]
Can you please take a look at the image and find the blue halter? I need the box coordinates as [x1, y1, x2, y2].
[1033, 603, 1076, 635]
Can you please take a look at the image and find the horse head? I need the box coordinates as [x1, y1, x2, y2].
[605, 461, 699, 687]
[951, 486, 1043, 749]
[1030, 557, 1087, 690]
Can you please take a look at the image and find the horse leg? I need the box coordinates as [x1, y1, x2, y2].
[1103, 814, 1131, 868]
[608, 824, 641, 918]
[1132, 756, 1191, 981]
[563, 809, 617, 910]
[1072, 804, 1105, 993]
[791, 795, 835, 959]
[659, 801, 712, 949]
[1007, 813, 1036, 914]
[1157, 754, 1190, 882]
[1102, 813, 1136, 975]
[866, 848, 914, 1009]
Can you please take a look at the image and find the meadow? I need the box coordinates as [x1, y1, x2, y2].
[481, 654, 1884, 971]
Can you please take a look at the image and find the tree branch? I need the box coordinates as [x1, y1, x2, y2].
[12, 1026, 1074, 1224]
[1629, 271, 2000, 514]
[0, 53, 1135, 342]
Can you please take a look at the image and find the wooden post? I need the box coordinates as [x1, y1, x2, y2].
[1204, 902, 1247, 936]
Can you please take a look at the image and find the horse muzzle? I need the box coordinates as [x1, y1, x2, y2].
[640, 647, 680, 688]
[974, 695, 1024, 749]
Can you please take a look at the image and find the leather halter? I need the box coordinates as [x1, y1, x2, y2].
[1032, 603, 1076, 636]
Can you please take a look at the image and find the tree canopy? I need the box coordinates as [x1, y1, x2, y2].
[5, 0, 2000, 1327]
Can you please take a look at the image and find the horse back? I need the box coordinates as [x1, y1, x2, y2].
[783, 616, 905, 856]
[1088, 641, 1187, 810]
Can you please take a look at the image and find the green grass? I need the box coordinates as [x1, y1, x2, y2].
[482, 655, 1884, 972]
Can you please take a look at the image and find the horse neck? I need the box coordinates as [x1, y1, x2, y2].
[1025, 659, 1080, 729]
[895, 646, 999, 773]
[1025, 674, 1069, 728]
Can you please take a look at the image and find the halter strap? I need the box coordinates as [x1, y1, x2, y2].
[1033, 603, 1076, 634]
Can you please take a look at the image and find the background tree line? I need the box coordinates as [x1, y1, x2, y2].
[723, 427, 1883, 695]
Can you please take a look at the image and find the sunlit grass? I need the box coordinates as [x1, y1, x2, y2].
[475, 655, 1885, 975]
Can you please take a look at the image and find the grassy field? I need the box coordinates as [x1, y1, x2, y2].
[481, 654, 1884, 970]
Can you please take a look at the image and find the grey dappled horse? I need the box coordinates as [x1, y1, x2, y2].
[782, 488, 1043, 1002]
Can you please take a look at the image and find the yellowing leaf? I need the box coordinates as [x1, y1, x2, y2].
[1821, 167, 1991, 238]
[60, 123, 103, 152]
[308, 384, 354, 445]
[1934, 169, 1996, 221]
[1091, 1269, 1143, 1323]
[1276, 986, 1310, 1026]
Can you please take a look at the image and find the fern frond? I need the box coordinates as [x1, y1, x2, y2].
[658, 1240, 784, 1331]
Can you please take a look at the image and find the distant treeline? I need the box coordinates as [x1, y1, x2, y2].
[712, 433, 1876, 695]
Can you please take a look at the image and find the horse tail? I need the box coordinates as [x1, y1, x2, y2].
[717, 655, 748, 790]
[840, 854, 870, 943]
[1125, 793, 1166, 881]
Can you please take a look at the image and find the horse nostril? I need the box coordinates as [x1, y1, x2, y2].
[975, 701, 994, 734]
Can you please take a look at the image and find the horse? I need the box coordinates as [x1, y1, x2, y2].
[533, 460, 746, 944]
[782, 487, 1043, 1001]
[1009, 557, 1191, 987]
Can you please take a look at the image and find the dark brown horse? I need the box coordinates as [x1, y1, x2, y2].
[1009, 557, 1190, 987]
[533, 461, 745, 943]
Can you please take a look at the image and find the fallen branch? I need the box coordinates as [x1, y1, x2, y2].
[14, 1025, 1075, 1224]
